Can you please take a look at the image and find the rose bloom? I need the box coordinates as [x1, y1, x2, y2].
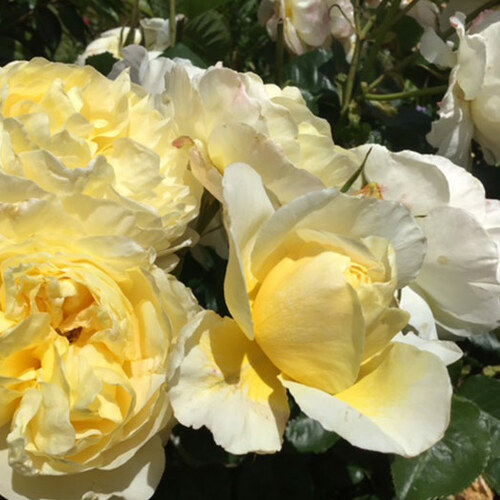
[424, 11, 500, 166]
[111, 47, 330, 204]
[0, 187, 199, 500]
[258, 0, 438, 57]
[168, 163, 459, 457]
[0, 58, 201, 256]
[257, 0, 332, 55]
[320, 144, 500, 337]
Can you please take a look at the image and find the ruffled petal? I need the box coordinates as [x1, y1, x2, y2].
[0, 430, 165, 500]
[168, 311, 289, 454]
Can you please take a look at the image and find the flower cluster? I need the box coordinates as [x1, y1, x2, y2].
[1, 2, 500, 498]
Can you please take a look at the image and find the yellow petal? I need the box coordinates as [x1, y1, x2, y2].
[283, 342, 452, 456]
[253, 251, 365, 394]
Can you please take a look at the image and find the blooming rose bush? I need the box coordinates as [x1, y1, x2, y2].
[4, 0, 500, 497]
[0, 58, 201, 256]
[168, 163, 459, 457]
[0, 182, 199, 499]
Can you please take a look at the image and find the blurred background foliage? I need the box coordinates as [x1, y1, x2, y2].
[3, 0, 500, 498]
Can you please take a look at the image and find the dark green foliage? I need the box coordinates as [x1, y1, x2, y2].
[177, 0, 232, 19]
[392, 398, 491, 500]
[286, 413, 340, 454]
[85, 51, 119, 74]
[182, 10, 231, 64]
[162, 42, 208, 68]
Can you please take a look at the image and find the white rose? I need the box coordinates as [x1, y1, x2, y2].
[424, 11, 500, 166]
[258, 0, 332, 54]
[349, 144, 500, 337]
[76, 27, 142, 66]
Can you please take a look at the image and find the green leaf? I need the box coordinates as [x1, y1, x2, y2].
[468, 332, 500, 364]
[392, 16, 423, 54]
[486, 459, 500, 493]
[162, 42, 207, 68]
[283, 49, 336, 94]
[458, 376, 500, 422]
[56, 3, 87, 43]
[458, 376, 500, 493]
[285, 413, 340, 454]
[177, 0, 232, 18]
[86, 0, 122, 23]
[392, 397, 491, 500]
[85, 52, 119, 75]
[183, 10, 231, 64]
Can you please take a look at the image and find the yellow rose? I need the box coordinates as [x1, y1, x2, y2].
[169, 164, 458, 457]
[0, 58, 202, 257]
[0, 191, 199, 500]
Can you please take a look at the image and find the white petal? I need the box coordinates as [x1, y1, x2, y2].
[392, 331, 462, 366]
[427, 75, 474, 168]
[429, 154, 486, 221]
[414, 206, 500, 336]
[283, 342, 452, 457]
[399, 287, 437, 340]
[420, 28, 456, 68]
[353, 144, 450, 216]
[453, 14, 486, 100]
[168, 311, 289, 454]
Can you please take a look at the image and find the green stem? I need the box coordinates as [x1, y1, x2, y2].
[169, 0, 177, 48]
[123, 0, 140, 48]
[339, 0, 366, 116]
[275, 18, 285, 86]
[363, 51, 420, 94]
[361, 0, 402, 82]
[371, 0, 390, 11]
[341, 35, 364, 115]
[365, 84, 447, 101]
